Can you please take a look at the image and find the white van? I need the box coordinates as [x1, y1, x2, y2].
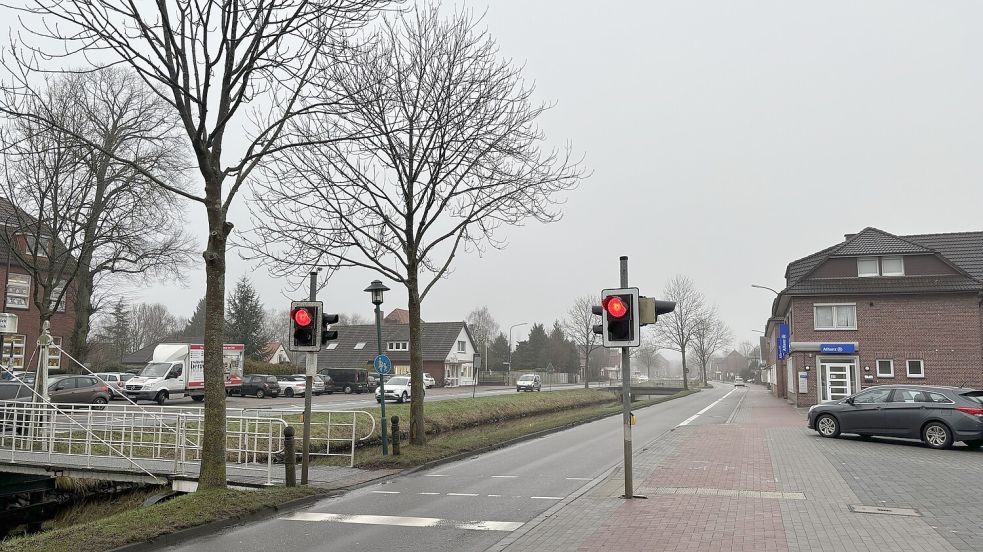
[124, 343, 244, 405]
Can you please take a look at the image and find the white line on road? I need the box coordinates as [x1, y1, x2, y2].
[424, 474, 449, 477]
[565, 477, 592, 481]
[446, 493, 480, 497]
[491, 475, 518, 478]
[530, 496, 563, 500]
[371, 491, 400, 494]
[281, 513, 523, 532]
[487, 494, 502, 497]
[418, 492, 440, 495]
[676, 389, 736, 427]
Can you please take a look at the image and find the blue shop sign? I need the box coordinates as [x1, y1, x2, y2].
[778, 324, 790, 359]
[819, 343, 856, 354]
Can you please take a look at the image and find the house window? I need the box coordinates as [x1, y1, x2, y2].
[881, 257, 904, 276]
[876, 359, 894, 378]
[457, 340, 466, 353]
[814, 304, 856, 330]
[353, 342, 366, 350]
[906, 359, 924, 378]
[2, 334, 25, 369]
[24, 234, 50, 258]
[47, 337, 62, 370]
[50, 281, 66, 313]
[857, 257, 879, 277]
[6, 274, 30, 310]
[387, 342, 408, 351]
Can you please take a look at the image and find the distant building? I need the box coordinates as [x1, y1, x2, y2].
[261, 342, 290, 364]
[383, 309, 411, 324]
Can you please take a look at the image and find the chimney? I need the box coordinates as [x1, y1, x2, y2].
[844, 233, 856, 241]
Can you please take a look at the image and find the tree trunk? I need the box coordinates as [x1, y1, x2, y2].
[68, 270, 94, 371]
[198, 194, 231, 489]
[681, 350, 689, 390]
[701, 361, 707, 387]
[406, 273, 426, 445]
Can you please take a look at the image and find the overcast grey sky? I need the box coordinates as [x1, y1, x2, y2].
[132, 1, 983, 348]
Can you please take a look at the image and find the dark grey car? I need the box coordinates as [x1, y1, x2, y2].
[808, 385, 983, 449]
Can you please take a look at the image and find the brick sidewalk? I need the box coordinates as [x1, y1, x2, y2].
[493, 386, 963, 552]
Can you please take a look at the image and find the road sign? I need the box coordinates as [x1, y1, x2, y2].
[374, 354, 393, 375]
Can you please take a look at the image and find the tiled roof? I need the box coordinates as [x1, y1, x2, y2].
[905, 232, 983, 282]
[316, 321, 471, 370]
[785, 275, 981, 296]
[833, 228, 931, 256]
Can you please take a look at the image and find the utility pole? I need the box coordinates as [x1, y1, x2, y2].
[302, 270, 317, 485]
[619, 256, 633, 499]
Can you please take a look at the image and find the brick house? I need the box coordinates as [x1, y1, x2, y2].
[764, 228, 983, 407]
[315, 320, 476, 387]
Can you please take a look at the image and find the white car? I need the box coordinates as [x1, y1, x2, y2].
[376, 376, 421, 403]
[422, 373, 436, 389]
[734, 377, 746, 387]
[277, 375, 308, 398]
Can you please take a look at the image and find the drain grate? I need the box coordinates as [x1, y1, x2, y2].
[850, 505, 921, 517]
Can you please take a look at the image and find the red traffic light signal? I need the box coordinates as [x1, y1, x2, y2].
[603, 296, 628, 319]
[292, 307, 314, 327]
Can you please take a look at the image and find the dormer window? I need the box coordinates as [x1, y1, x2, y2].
[857, 256, 904, 277]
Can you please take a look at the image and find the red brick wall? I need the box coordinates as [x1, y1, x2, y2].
[0, 267, 78, 371]
[786, 293, 983, 406]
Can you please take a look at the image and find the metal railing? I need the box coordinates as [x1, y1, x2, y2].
[233, 407, 376, 467]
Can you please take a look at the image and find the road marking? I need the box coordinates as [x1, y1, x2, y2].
[418, 492, 440, 495]
[565, 477, 592, 481]
[281, 513, 523, 532]
[487, 494, 502, 497]
[491, 475, 518, 478]
[677, 389, 736, 427]
[425, 474, 449, 477]
[371, 491, 400, 494]
[447, 493, 479, 497]
[530, 496, 563, 500]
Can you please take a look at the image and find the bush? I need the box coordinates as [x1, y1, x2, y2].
[243, 358, 299, 376]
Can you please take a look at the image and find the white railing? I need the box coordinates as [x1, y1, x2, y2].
[233, 407, 376, 467]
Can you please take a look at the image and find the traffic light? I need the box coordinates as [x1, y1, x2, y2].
[600, 288, 639, 347]
[322, 312, 340, 344]
[290, 301, 322, 352]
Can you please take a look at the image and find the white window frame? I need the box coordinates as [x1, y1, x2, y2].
[2, 334, 25, 369]
[386, 341, 408, 351]
[47, 336, 62, 370]
[881, 256, 904, 276]
[353, 342, 366, 350]
[457, 340, 466, 353]
[906, 359, 925, 378]
[813, 303, 857, 330]
[50, 280, 67, 313]
[875, 359, 894, 378]
[6, 274, 30, 310]
[857, 257, 879, 277]
[24, 234, 51, 258]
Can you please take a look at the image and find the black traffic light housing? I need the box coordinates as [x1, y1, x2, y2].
[322, 313, 340, 343]
[600, 288, 639, 347]
[290, 301, 322, 352]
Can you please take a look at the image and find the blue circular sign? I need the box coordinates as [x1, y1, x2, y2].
[374, 354, 393, 375]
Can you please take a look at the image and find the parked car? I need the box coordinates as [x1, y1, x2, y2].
[277, 375, 307, 398]
[0, 381, 34, 431]
[808, 385, 983, 450]
[516, 374, 542, 392]
[316, 374, 333, 395]
[303, 374, 326, 396]
[0, 381, 33, 402]
[95, 372, 135, 399]
[319, 368, 370, 394]
[734, 377, 746, 387]
[47, 375, 112, 407]
[376, 376, 419, 403]
[422, 372, 436, 389]
[238, 375, 280, 399]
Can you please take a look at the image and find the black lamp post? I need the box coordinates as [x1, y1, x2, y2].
[364, 280, 390, 455]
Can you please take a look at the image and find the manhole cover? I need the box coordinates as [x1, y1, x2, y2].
[849, 505, 920, 517]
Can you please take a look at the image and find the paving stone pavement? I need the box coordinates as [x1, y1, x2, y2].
[494, 386, 978, 551]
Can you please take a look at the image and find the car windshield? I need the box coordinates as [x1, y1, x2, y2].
[388, 377, 409, 386]
[140, 363, 173, 378]
[0, 383, 30, 400]
[519, 376, 536, 382]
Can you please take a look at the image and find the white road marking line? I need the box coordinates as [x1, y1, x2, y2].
[677, 389, 736, 427]
[425, 474, 449, 477]
[491, 475, 518, 478]
[487, 494, 502, 497]
[446, 493, 479, 497]
[371, 491, 400, 494]
[418, 492, 440, 495]
[281, 513, 523, 532]
[530, 496, 563, 500]
[565, 477, 592, 481]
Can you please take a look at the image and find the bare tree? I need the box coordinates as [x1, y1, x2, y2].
[563, 295, 601, 389]
[130, 303, 180, 351]
[337, 313, 369, 326]
[653, 275, 706, 391]
[467, 306, 500, 360]
[2, 0, 388, 488]
[689, 305, 732, 387]
[245, 6, 583, 443]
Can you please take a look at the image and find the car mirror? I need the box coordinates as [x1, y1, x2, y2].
[845, 397, 855, 405]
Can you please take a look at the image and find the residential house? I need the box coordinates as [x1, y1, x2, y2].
[261, 341, 291, 364]
[316, 321, 477, 386]
[764, 227, 983, 407]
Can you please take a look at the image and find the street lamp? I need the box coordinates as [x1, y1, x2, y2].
[364, 279, 390, 455]
[750, 284, 780, 296]
[507, 322, 528, 385]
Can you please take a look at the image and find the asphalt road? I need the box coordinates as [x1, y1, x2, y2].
[162, 383, 746, 552]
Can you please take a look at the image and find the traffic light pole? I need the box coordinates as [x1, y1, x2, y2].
[302, 270, 316, 485]
[619, 256, 633, 499]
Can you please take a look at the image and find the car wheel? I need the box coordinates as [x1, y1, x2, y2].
[284, 388, 294, 398]
[399, 392, 407, 404]
[816, 414, 840, 438]
[272, 392, 279, 398]
[255, 389, 265, 399]
[192, 395, 205, 402]
[92, 396, 108, 410]
[963, 440, 983, 449]
[923, 422, 953, 450]
[344, 385, 353, 394]
[154, 391, 168, 406]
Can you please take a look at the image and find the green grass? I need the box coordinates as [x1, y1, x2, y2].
[0, 487, 318, 552]
[317, 388, 697, 468]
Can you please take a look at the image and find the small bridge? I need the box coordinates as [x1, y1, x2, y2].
[0, 401, 375, 490]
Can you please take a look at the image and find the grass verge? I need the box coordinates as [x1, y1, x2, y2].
[0, 486, 318, 552]
[318, 388, 697, 468]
